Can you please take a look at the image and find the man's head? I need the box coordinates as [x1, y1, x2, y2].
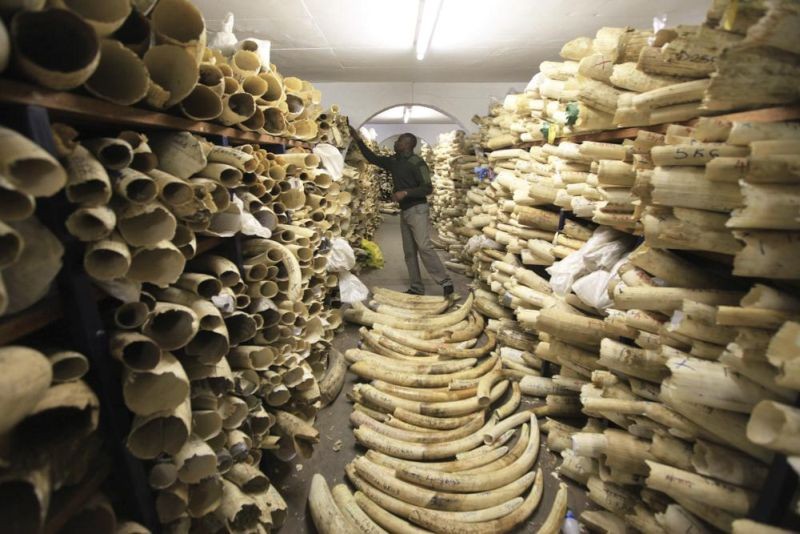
[394, 133, 417, 155]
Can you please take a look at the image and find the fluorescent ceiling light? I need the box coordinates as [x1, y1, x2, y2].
[415, 0, 443, 61]
[403, 105, 412, 123]
[333, 0, 419, 49]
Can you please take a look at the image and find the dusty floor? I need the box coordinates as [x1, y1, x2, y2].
[265, 214, 591, 532]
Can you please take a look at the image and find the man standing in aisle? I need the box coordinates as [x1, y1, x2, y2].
[349, 125, 453, 297]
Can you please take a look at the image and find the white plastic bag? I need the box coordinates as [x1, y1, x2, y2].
[465, 234, 502, 256]
[327, 237, 355, 272]
[547, 226, 633, 296]
[571, 254, 629, 310]
[313, 143, 345, 181]
[233, 195, 271, 239]
[339, 271, 368, 304]
[208, 13, 238, 57]
[650, 14, 668, 45]
[212, 292, 236, 314]
[206, 201, 241, 238]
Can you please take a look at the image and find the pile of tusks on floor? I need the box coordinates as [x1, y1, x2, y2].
[307, 287, 568, 534]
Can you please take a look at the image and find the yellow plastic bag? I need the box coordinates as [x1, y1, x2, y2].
[360, 239, 384, 269]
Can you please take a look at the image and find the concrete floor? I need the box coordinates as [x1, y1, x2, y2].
[265, 214, 590, 533]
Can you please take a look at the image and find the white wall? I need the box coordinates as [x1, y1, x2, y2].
[315, 82, 526, 131]
[368, 123, 461, 148]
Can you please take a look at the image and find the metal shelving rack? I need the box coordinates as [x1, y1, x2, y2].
[502, 104, 800, 149]
[480, 102, 800, 529]
[0, 79, 309, 531]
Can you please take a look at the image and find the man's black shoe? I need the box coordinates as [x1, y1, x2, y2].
[405, 289, 424, 295]
[443, 283, 454, 298]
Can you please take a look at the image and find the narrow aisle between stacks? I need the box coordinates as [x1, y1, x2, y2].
[295, 214, 588, 534]
[265, 214, 470, 532]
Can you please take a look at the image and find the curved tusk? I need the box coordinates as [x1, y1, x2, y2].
[308, 474, 353, 534]
[438, 331, 497, 359]
[351, 410, 485, 444]
[474, 295, 514, 320]
[372, 381, 478, 403]
[353, 416, 498, 460]
[407, 469, 544, 534]
[330, 483, 388, 534]
[494, 382, 522, 420]
[368, 430, 519, 485]
[364, 446, 510, 474]
[359, 331, 444, 363]
[371, 313, 479, 341]
[351, 394, 484, 432]
[457, 429, 517, 461]
[476, 369, 505, 407]
[348, 353, 499, 388]
[373, 299, 453, 317]
[371, 296, 453, 311]
[353, 381, 509, 418]
[361, 328, 439, 357]
[370, 326, 450, 351]
[345, 294, 474, 330]
[397, 336, 479, 354]
[448, 313, 487, 342]
[448, 359, 505, 391]
[483, 408, 535, 446]
[459, 424, 529, 475]
[395, 417, 539, 492]
[319, 348, 346, 407]
[364, 329, 442, 357]
[241, 238, 302, 301]
[372, 324, 476, 354]
[536, 482, 569, 534]
[382, 414, 438, 433]
[353, 491, 430, 534]
[349, 457, 538, 511]
[354, 461, 526, 525]
[345, 348, 477, 375]
[373, 286, 451, 303]
[391, 409, 484, 432]
[353, 402, 391, 422]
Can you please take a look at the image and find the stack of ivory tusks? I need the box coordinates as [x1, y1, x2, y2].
[63, 131, 349, 530]
[309, 287, 570, 534]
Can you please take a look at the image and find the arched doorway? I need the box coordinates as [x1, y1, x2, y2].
[360, 104, 463, 150]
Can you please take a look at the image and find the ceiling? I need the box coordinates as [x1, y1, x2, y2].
[196, 0, 709, 83]
[368, 105, 454, 124]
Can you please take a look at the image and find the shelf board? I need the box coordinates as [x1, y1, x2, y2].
[0, 236, 225, 344]
[566, 123, 671, 144]
[0, 293, 64, 345]
[44, 457, 110, 534]
[0, 78, 310, 148]
[695, 105, 800, 124]
[509, 104, 800, 149]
